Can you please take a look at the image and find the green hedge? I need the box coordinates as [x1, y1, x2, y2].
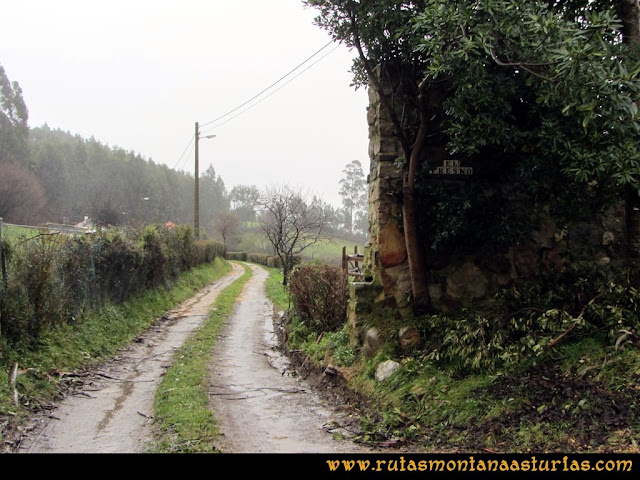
[226, 252, 248, 261]
[0, 224, 225, 346]
[228, 252, 300, 269]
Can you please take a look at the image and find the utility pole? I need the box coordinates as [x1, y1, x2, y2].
[194, 122, 216, 241]
[194, 121, 200, 240]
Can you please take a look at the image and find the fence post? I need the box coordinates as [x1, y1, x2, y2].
[354, 245, 359, 273]
[342, 246, 347, 273]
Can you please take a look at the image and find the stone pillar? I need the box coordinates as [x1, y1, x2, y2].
[349, 72, 631, 348]
[348, 78, 414, 342]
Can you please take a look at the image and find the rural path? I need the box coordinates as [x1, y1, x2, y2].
[209, 263, 367, 453]
[19, 262, 366, 453]
[21, 263, 245, 453]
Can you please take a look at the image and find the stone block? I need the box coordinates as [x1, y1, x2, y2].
[378, 162, 401, 180]
[379, 120, 397, 137]
[428, 282, 443, 301]
[367, 106, 377, 125]
[375, 360, 401, 382]
[446, 262, 488, 299]
[377, 221, 407, 267]
[372, 137, 400, 156]
[513, 244, 540, 279]
[602, 205, 625, 233]
[602, 231, 615, 246]
[363, 327, 384, 358]
[399, 325, 421, 350]
[477, 253, 511, 274]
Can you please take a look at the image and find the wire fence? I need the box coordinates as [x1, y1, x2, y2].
[0, 219, 224, 347]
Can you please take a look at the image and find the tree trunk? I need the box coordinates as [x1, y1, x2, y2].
[618, 0, 640, 259]
[281, 254, 290, 286]
[403, 119, 431, 313]
[618, 0, 640, 45]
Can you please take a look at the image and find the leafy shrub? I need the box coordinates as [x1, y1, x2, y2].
[0, 223, 223, 347]
[139, 226, 167, 288]
[226, 252, 247, 261]
[195, 240, 225, 264]
[247, 253, 270, 265]
[236, 252, 300, 269]
[420, 265, 640, 372]
[288, 263, 349, 333]
[94, 230, 145, 303]
[58, 235, 98, 312]
[1, 234, 68, 344]
[266, 256, 282, 268]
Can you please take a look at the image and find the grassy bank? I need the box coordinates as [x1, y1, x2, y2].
[151, 262, 253, 453]
[262, 267, 640, 453]
[0, 257, 232, 435]
[264, 266, 290, 312]
[345, 338, 640, 453]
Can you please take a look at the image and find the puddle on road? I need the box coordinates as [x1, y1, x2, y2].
[209, 265, 368, 454]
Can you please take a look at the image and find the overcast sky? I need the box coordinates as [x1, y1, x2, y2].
[0, 0, 370, 207]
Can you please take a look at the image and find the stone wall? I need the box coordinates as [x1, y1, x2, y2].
[348, 82, 629, 351]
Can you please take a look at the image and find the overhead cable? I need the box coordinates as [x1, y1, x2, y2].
[172, 135, 195, 170]
[199, 43, 340, 134]
[198, 40, 335, 129]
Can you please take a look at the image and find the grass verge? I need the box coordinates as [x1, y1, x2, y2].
[0, 257, 232, 439]
[264, 266, 289, 312]
[347, 339, 640, 453]
[261, 266, 640, 453]
[151, 262, 252, 453]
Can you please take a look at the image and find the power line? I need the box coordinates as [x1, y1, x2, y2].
[199, 44, 340, 135]
[172, 40, 339, 173]
[172, 135, 195, 170]
[198, 40, 334, 129]
[179, 140, 196, 172]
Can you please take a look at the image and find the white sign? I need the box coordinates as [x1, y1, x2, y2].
[429, 160, 473, 176]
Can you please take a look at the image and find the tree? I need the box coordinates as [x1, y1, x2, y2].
[200, 165, 230, 224]
[258, 184, 329, 284]
[338, 159, 367, 235]
[0, 162, 46, 224]
[212, 211, 240, 252]
[0, 63, 29, 167]
[305, 0, 640, 312]
[0, 64, 41, 224]
[229, 184, 260, 222]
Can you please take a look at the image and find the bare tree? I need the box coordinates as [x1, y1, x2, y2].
[258, 184, 328, 284]
[0, 162, 46, 224]
[212, 211, 240, 253]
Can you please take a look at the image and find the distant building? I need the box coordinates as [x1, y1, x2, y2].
[44, 215, 95, 234]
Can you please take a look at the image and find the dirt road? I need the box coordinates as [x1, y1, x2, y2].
[209, 264, 366, 453]
[21, 263, 244, 453]
[19, 262, 365, 453]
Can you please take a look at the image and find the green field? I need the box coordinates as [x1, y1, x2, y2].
[232, 229, 364, 266]
[1, 223, 42, 243]
[304, 237, 364, 265]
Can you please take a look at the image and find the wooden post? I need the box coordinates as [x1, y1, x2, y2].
[194, 122, 200, 241]
[342, 246, 347, 273]
[354, 245, 359, 273]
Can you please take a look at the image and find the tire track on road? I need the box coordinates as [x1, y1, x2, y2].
[21, 263, 244, 453]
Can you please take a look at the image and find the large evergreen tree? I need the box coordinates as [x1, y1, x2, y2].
[0, 64, 28, 166]
[0, 63, 44, 223]
[306, 0, 640, 312]
[338, 159, 367, 235]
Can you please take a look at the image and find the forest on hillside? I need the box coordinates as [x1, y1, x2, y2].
[0, 64, 368, 246]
